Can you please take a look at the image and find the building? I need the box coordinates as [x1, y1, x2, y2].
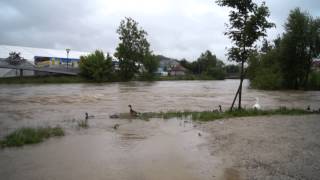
[168, 64, 187, 76]
[312, 58, 320, 72]
[0, 45, 89, 77]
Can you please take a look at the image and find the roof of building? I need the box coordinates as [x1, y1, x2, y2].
[0, 45, 89, 63]
[170, 64, 187, 72]
[313, 59, 320, 67]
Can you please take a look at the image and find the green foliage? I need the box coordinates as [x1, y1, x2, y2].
[79, 50, 113, 82]
[279, 8, 320, 89]
[114, 17, 151, 81]
[248, 48, 283, 90]
[307, 71, 320, 90]
[179, 50, 226, 79]
[216, 0, 275, 63]
[225, 64, 240, 74]
[140, 54, 159, 80]
[78, 119, 89, 129]
[197, 50, 218, 72]
[247, 8, 320, 90]
[0, 126, 64, 148]
[206, 67, 226, 80]
[216, 0, 275, 109]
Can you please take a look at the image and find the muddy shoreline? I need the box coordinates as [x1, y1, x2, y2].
[199, 115, 320, 179]
[1, 115, 319, 179]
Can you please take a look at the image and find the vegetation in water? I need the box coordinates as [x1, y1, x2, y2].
[0, 126, 64, 148]
[139, 108, 318, 121]
[77, 119, 89, 129]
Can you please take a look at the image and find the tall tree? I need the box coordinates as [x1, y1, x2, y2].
[197, 50, 218, 74]
[280, 8, 320, 89]
[216, 0, 275, 110]
[141, 53, 159, 79]
[114, 17, 151, 80]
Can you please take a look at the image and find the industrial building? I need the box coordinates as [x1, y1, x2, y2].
[0, 45, 89, 77]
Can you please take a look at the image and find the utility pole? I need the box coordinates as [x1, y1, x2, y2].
[66, 48, 70, 69]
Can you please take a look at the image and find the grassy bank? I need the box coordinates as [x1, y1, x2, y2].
[139, 108, 318, 121]
[0, 126, 64, 148]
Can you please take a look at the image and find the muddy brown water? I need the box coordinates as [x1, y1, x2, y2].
[0, 80, 319, 180]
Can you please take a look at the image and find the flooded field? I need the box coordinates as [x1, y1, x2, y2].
[0, 80, 320, 179]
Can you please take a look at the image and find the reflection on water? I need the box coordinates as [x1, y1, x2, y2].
[0, 80, 319, 180]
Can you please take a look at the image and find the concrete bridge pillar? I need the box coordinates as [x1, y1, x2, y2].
[20, 69, 23, 77]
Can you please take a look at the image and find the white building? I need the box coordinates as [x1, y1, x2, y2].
[0, 45, 89, 77]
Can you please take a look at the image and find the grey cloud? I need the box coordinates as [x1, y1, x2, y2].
[0, 0, 319, 62]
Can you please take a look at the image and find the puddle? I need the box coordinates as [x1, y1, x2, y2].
[0, 118, 220, 180]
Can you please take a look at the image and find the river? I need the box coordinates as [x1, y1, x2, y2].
[0, 80, 319, 180]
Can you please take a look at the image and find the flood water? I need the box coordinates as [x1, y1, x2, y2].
[0, 80, 319, 180]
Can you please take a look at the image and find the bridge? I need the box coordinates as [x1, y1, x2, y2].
[0, 63, 79, 76]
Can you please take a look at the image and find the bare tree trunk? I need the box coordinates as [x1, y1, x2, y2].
[238, 61, 245, 109]
[230, 61, 245, 110]
[230, 85, 240, 110]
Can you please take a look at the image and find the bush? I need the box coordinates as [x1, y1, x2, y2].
[251, 67, 283, 90]
[79, 50, 113, 82]
[307, 71, 320, 90]
[206, 67, 226, 80]
[0, 126, 64, 148]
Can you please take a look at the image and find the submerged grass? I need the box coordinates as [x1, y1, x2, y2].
[0, 126, 64, 148]
[139, 108, 318, 121]
[77, 119, 89, 129]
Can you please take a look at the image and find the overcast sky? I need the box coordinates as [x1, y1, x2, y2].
[0, 0, 319, 62]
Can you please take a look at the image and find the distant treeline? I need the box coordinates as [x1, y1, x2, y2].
[178, 50, 240, 80]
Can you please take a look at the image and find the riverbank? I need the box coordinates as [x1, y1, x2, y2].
[199, 114, 320, 179]
[0, 75, 227, 84]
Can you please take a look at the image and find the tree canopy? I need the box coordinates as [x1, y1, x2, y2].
[279, 8, 320, 89]
[216, 0, 274, 109]
[79, 50, 113, 82]
[247, 8, 320, 90]
[5, 52, 26, 66]
[114, 17, 152, 80]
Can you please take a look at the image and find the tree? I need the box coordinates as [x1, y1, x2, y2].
[225, 64, 240, 74]
[216, 0, 275, 110]
[197, 50, 218, 74]
[279, 8, 320, 89]
[114, 17, 151, 80]
[247, 46, 283, 90]
[141, 53, 159, 79]
[79, 50, 113, 82]
[260, 39, 272, 53]
[5, 52, 26, 66]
